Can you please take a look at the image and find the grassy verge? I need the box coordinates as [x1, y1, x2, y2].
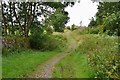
[53, 31, 94, 78]
[53, 32, 118, 78]
[2, 31, 69, 78]
[53, 51, 94, 78]
[2, 50, 58, 78]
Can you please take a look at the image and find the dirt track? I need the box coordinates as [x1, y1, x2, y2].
[28, 31, 77, 78]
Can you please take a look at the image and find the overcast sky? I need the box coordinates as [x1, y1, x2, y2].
[4, 0, 98, 27]
[65, 0, 99, 27]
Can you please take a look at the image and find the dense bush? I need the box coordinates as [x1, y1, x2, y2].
[78, 34, 119, 78]
[2, 36, 29, 56]
[88, 28, 99, 34]
[102, 12, 120, 36]
[66, 27, 71, 30]
[79, 27, 100, 34]
[29, 31, 67, 51]
[71, 24, 77, 31]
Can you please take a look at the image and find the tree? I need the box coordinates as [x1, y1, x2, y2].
[71, 24, 77, 31]
[88, 17, 96, 27]
[45, 8, 69, 32]
[2, 2, 75, 37]
[80, 21, 82, 27]
[91, 2, 120, 36]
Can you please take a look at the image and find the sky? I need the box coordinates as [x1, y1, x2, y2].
[65, 0, 99, 27]
[2, 0, 99, 27]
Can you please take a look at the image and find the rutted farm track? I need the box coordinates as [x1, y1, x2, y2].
[28, 31, 77, 78]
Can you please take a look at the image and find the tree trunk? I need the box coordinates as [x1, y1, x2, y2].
[13, 2, 23, 36]
[1, 2, 7, 36]
[9, 2, 14, 35]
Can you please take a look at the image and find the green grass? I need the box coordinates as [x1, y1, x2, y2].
[2, 31, 69, 78]
[52, 31, 94, 78]
[2, 50, 58, 78]
[53, 51, 94, 78]
[53, 32, 118, 78]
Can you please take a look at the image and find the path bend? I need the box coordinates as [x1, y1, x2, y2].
[28, 31, 77, 78]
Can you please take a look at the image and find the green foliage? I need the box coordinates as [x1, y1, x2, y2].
[29, 32, 46, 50]
[66, 26, 71, 30]
[2, 2, 71, 37]
[46, 8, 69, 32]
[78, 34, 119, 78]
[2, 36, 30, 56]
[71, 24, 77, 31]
[79, 28, 87, 34]
[45, 27, 54, 35]
[43, 2, 64, 9]
[29, 26, 67, 51]
[79, 27, 99, 34]
[102, 12, 120, 36]
[88, 28, 99, 34]
[88, 17, 96, 27]
[93, 2, 120, 36]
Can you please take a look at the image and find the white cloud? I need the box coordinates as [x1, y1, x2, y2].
[65, 0, 99, 27]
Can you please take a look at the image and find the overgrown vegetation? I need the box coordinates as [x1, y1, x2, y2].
[79, 2, 120, 78]
[29, 32, 67, 51]
[2, 1, 71, 78]
[53, 30, 119, 78]
[2, 36, 30, 56]
[1, 1, 119, 79]
[88, 2, 120, 36]
[53, 49, 94, 78]
[2, 1, 73, 56]
[78, 34, 119, 78]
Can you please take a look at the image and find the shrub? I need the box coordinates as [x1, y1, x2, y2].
[88, 28, 99, 34]
[79, 28, 89, 34]
[102, 12, 120, 36]
[78, 34, 119, 78]
[2, 36, 29, 56]
[66, 27, 71, 30]
[29, 32, 67, 51]
[29, 32, 47, 50]
[71, 24, 77, 31]
[80, 28, 99, 34]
